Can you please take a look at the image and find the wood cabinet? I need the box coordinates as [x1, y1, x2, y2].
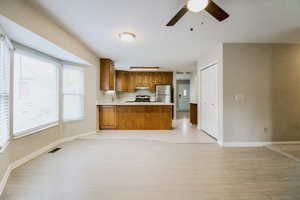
[100, 59, 115, 90]
[117, 105, 172, 130]
[98, 105, 173, 130]
[99, 106, 117, 129]
[190, 103, 198, 125]
[116, 71, 135, 92]
[116, 71, 129, 92]
[115, 71, 173, 92]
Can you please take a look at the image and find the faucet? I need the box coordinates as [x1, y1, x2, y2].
[111, 94, 115, 102]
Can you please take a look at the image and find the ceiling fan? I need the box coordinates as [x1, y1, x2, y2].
[166, 0, 229, 26]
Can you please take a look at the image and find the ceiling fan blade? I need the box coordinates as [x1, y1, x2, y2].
[205, 0, 229, 21]
[166, 6, 188, 26]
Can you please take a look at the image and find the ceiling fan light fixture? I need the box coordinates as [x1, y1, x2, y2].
[187, 0, 209, 12]
[118, 32, 136, 42]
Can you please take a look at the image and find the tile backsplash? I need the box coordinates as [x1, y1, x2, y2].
[117, 90, 156, 102]
[98, 89, 155, 102]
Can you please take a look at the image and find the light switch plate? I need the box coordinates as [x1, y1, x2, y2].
[234, 94, 245, 101]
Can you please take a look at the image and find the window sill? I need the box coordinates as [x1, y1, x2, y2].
[13, 122, 59, 140]
[0, 139, 10, 154]
[64, 117, 85, 123]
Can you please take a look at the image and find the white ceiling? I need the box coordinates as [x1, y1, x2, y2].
[29, 0, 300, 71]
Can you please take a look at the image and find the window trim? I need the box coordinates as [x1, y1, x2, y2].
[13, 122, 59, 139]
[0, 34, 89, 143]
[12, 50, 60, 138]
[63, 65, 85, 122]
[0, 34, 12, 152]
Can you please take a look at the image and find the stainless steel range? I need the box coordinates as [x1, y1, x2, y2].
[126, 95, 151, 103]
[135, 95, 151, 102]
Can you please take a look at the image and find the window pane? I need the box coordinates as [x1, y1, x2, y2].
[13, 52, 58, 135]
[0, 38, 10, 145]
[63, 67, 84, 121]
[63, 94, 83, 120]
[63, 68, 83, 94]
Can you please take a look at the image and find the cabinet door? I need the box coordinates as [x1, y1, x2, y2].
[109, 62, 115, 90]
[144, 72, 151, 87]
[128, 72, 136, 92]
[100, 59, 110, 90]
[149, 72, 156, 92]
[135, 72, 145, 86]
[116, 71, 129, 92]
[166, 72, 173, 85]
[99, 106, 116, 129]
[190, 103, 198, 125]
[100, 59, 115, 91]
[153, 72, 162, 85]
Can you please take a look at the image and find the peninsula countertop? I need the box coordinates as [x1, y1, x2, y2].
[96, 101, 174, 106]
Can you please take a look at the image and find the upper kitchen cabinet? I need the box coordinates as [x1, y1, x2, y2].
[164, 72, 173, 85]
[154, 72, 173, 85]
[100, 58, 115, 90]
[116, 71, 135, 92]
[115, 71, 173, 92]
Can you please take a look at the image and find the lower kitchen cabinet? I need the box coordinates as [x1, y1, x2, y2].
[98, 105, 173, 130]
[190, 103, 198, 125]
[99, 106, 117, 129]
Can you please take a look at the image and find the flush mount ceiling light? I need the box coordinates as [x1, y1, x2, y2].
[130, 67, 160, 71]
[187, 0, 209, 12]
[118, 32, 136, 42]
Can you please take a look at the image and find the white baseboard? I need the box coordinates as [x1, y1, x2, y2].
[0, 131, 96, 196]
[0, 165, 12, 196]
[269, 141, 300, 145]
[222, 141, 300, 147]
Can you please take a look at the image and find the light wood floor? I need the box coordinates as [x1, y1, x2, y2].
[1, 139, 300, 200]
[91, 115, 216, 144]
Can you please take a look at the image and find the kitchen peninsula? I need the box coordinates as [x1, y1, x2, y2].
[97, 103, 173, 130]
[98, 58, 174, 130]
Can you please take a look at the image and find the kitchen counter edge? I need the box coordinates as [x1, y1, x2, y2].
[96, 102, 174, 106]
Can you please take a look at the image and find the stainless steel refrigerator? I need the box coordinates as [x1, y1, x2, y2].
[155, 85, 171, 103]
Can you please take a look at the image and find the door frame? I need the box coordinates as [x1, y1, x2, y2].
[176, 79, 190, 112]
[199, 62, 223, 145]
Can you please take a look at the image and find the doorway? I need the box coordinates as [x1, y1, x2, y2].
[176, 80, 190, 112]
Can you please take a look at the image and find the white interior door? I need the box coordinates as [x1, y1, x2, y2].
[201, 64, 218, 139]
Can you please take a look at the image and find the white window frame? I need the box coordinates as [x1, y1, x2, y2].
[0, 32, 13, 152]
[63, 65, 85, 122]
[12, 45, 60, 138]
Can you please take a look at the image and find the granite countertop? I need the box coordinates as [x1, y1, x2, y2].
[96, 101, 174, 106]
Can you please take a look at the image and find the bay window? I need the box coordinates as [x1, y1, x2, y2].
[63, 66, 85, 121]
[0, 35, 11, 148]
[13, 51, 59, 137]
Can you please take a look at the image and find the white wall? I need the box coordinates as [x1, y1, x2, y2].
[190, 68, 198, 103]
[0, 0, 99, 185]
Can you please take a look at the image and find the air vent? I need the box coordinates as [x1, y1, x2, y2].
[48, 148, 61, 153]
